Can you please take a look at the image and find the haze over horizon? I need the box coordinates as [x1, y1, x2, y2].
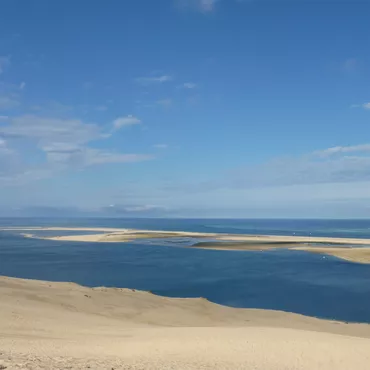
[1, 0, 370, 218]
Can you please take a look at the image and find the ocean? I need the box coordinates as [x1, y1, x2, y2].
[1, 218, 370, 323]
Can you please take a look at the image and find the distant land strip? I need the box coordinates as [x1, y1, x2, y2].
[2, 227, 370, 264]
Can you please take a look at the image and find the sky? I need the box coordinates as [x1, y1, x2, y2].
[1, 0, 370, 218]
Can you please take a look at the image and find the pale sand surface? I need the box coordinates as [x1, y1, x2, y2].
[292, 246, 370, 264]
[4, 226, 370, 263]
[3, 226, 370, 244]
[1, 276, 370, 369]
[215, 233, 370, 245]
[1, 226, 216, 237]
[192, 242, 370, 264]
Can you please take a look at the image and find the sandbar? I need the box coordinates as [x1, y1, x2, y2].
[3, 226, 370, 263]
[192, 241, 370, 264]
[1, 275, 370, 369]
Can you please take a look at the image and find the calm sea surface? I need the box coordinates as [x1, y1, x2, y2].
[1, 218, 370, 323]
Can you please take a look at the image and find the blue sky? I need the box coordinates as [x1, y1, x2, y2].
[1, 0, 370, 218]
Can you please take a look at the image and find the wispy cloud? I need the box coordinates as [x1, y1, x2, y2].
[0, 56, 10, 74]
[28, 101, 74, 116]
[0, 114, 152, 185]
[342, 58, 358, 73]
[198, 0, 218, 12]
[166, 144, 370, 195]
[113, 115, 141, 130]
[136, 75, 173, 85]
[0, 115, 101, 145]
[231, 145, 370, 188]
[0, 138, 23, 181]
[176, 0, 218, 12]
[153, 144, 168, 149]
[95, 105, 108, 111]
[182, 82, 197, 89]
[314, 144, 370, 157]
[350, 102, 370, 110]
[44, 145, 153, 167]
[102, 204, 168, 215]
[0, 95, 20, 110]
[156, 98, 172, 107]
[19, 82, 26, 90]
[83, 81, 94, 89]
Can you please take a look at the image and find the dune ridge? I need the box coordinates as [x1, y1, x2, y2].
[1, 275, 370, 369]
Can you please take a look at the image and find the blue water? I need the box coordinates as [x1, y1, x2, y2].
[1, 218, 370, 323]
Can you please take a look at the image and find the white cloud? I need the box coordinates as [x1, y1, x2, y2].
[0, 96, 20, 110]
[350, 102, 370, 110]
[0, 138, 7, 148]
[199, 0, 217, 12]
[101, 204, 168, 215]
[169, 144, 370, 195]
[113, 115, 141, 130]
[0, 115, 9, 121]
[342, 58, 358, 72]
[156, 98, 172, 107]
[182, 82, 197, 89]
[0, 114, 153, 185]
[136, 75, 173, 85]
[314, 144, 370, 157]
[19, 82, 26, 90]
[229, 146, 370, 188]
[83, 81, 94, 89]
[123, 204, 166, 212]
[0, 115, 101, 145]
[44, 145, 153, 167]
[0, 56, 10, 74]
[0, 138, 22, 179]
[176, 0, 218, 12]
[95, 105, 107, 111]
[86, 152, 152, 165]
[154, 144, 168, 149]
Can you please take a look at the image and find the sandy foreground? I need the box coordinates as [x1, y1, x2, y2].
[3, 226, 370, 263]
[0, 276, 370, 369]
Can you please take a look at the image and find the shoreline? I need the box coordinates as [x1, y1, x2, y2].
[1, 275, 370, 369]
[3, 225, 370, 244]
[3, 226, 370, 263]
[192, 241, 370, 264]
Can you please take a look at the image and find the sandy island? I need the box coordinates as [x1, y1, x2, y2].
[193, 241, 370, 264]
[3, 226, 370, 264]
[1, 275, 370, 369]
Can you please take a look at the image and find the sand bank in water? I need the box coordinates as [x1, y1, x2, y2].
[0, 227, 216, 242]
[5, 226, 370, 264]
[192, 241, 370, 264]
[0, 275, 370, 369]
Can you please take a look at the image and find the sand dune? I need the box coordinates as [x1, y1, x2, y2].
[1, 276, 370, 369]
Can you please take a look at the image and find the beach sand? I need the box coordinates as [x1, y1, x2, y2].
[4, 226, 370, 244]
[6, 226, 370, 263]
[292, 246, 370, 264]
[192, 241, 370, 264]
[1, 227, 216, 243]
[1, 276, 370, 369]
